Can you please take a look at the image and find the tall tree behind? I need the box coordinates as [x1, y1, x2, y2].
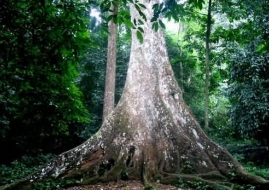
[103, 2, 118, 121]
[177, 22, 185, 94]
[204, 0, 212, 129]
[79, 23, 130, 139]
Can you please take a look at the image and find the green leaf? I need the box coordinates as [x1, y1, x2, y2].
[152, 3, 158, 9]
[136, 30, 143, 43]
[152, 22, 158, 31]
[135, 4, 141, 12]
[189, 0, 204, 10]
[112, 1, 118, 7]
[117, 16, 123, 24]
[165, 12, 172, 21]
[171, 11, 179, 21]
[107, 15, 114, 22]
[150, 15, 158, 22]
[257, 44, 266, 53]
[138, 3, 146, 9]
[124, 19, 135, 28]
[138, 11, 147, 21]
[133, 18, 137, 26]
[158, 19, 166, 29]
[138, 19, 144, 25]
[138, 27, 144, 33]
[197, 0, 204, 10]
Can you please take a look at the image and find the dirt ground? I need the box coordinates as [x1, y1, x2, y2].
[65, 180, 184, 190]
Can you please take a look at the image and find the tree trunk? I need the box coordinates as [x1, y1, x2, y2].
[177, 23, 184, 95]
[204, 0, 212, 129]
[1, 0, 268, 189]
[103, 3, 118, 121]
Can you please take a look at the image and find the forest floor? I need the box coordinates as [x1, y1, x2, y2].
[65, 180, 184, 190]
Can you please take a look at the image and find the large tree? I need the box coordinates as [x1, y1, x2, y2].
[1, 0, 268, 189]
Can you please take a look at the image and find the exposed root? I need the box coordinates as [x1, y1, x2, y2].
[0, 177, 31, 190]
[159, 172, 233, 190]
[1, 143, 269, 190]
[1, 100, 269, 190]
[141, 151, 156, 190]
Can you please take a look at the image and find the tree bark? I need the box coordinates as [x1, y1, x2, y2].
[103, 3, 118, 121]
[1, 0, 268, 189]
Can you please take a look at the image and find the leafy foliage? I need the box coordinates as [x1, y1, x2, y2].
[0, 154, 54, 185]
[99, 0, 147, 43]
[32, 178, 80, 190]
[0, 0, 90, 163]
[78, 33, 107, 138]
[244, 162, 269, 180]
[177, 179, 227, 190]
[228, 43, 269, 144]
[215, 0, 269, 144]
[0, 154, 80, 189]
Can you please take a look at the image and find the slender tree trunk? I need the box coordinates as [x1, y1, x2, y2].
[103, 3, 118, 121]
[179, 60, 184, 93]
[204, 0, 212, 129]
[2, 0, 268, 189]
[177, 22, 185, 95]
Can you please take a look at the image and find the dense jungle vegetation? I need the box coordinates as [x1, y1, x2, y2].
[0, 0, 268, 189]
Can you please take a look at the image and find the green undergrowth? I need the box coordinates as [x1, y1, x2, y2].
[0, 154, 54, 186]
[0, 154, 84, 189]
[32, 178, 81, 190]
[243, 162, 269, 180]
[176, 179, 256, 190]
[231, 152, 269, 181]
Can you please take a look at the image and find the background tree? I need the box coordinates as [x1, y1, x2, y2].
[204, 0, 212, 129]
[103, 1, 118, 121]
[78, 5, 131, 138]
[79, 23, 130, 139]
